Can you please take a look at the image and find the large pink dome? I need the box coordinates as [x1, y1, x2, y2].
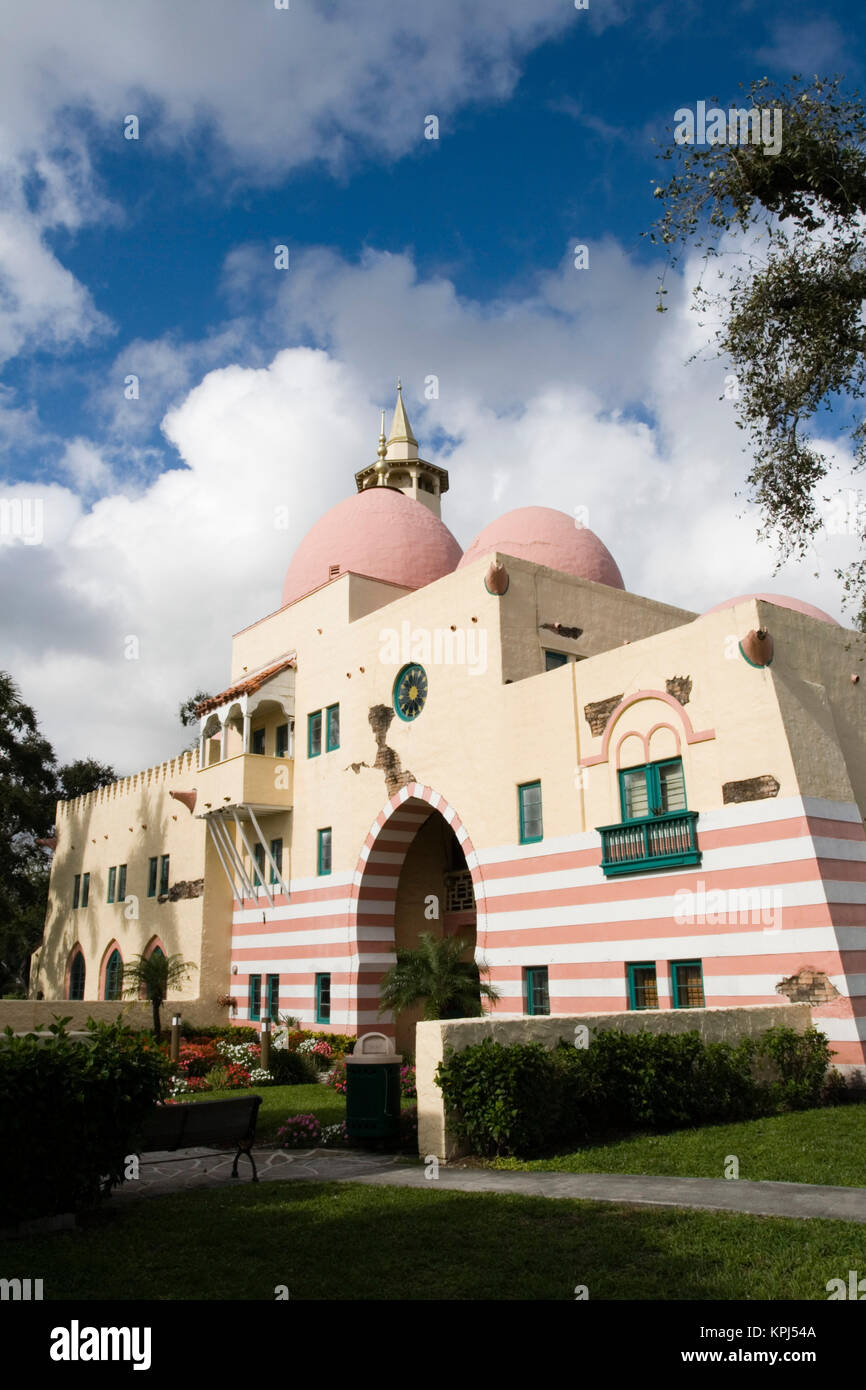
[458, 506, 625, 589]
[281, 487, 463, 607]
[704, 593, 839, 626]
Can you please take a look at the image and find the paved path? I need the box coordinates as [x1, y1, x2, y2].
[111, 1146, 866, 1223]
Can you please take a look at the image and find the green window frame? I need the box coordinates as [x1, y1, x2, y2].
[275, 722, 289, 758]
[518, 781, 543, 844]
[316, 973, 331, 1024]
[73, 874, 81, 909]
[104, 948, 122, 1001]
[317, 827, 332, 876]
[266, 974, 280, 1020]
[326, 703, 340, 752]
[269, 838, 283, 885]
[619, 757, 688, 822]
[81, 872, 90, 908]
[248, 974, 262, 1022]
[627, 962, 659, 1011]
[117, 864, 127, 900]
[308, 711, 322, 758]
[544, 650, 568, 671]
[147, 857, 158, 898]
[69, 952, 85, 1001]
[107, 866, 116, 904]
[159, 855, 170, 897]
[671, 960, 705, 1009]
[251, 727, 266, 756]
[525, 966, 550, 1016]
[253, 843, 266, 890]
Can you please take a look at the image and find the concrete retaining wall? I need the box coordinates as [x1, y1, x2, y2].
[416, 1003, 813, 1160]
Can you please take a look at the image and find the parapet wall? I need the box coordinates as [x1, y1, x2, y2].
[416, 1003, 813, 1159]
[55, 749, 199, 820]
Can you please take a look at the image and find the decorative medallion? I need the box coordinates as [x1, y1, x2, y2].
[393, 663, 428, 721]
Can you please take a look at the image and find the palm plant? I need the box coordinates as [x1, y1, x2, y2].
[122, 952, 197, 1036]
[378, 932, 499, 1021]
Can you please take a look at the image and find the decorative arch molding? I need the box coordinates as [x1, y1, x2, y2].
[143, 935, 167, 959]
[581, 689, 715, 767]
[349, 783, 485, 959]
[99, 940, 124, 1001]
[65, 943, 86, 1000]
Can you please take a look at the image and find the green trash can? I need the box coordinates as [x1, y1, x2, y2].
[345, 1032, 402, 1143]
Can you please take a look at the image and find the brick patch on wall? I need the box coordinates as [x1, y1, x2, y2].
[666, 675, 692, 705]
[584, 694, 623, 737]
[775, 967, 840, 1006]
[722, 774, 781, 804]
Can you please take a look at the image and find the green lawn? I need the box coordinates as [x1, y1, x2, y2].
[14, 1181, 866, 1300]
[490, 1103, 866, 1187]
[184, 1084, 347, 1143]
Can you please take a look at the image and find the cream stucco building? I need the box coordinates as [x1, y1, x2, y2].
[30, 386, 866, 1068]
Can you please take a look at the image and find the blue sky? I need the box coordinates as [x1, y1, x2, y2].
[0, 0, 862, 770]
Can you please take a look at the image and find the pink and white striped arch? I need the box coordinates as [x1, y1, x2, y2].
[347, 785, 485, 1026]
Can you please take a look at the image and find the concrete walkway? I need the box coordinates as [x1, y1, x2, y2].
[111, 1145, 866, 1223]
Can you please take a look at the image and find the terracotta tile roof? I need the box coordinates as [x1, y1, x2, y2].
[195, 656, 296, 716]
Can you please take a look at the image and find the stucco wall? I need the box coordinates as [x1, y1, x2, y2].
[416, 1002, 813, 1159]
[0, 997, 228, 1033]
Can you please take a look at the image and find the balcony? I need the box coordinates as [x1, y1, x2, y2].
[197, 753, 293, 817]
[598, 810, 700, 877]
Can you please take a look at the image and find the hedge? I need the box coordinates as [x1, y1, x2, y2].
[435, 1026, 844, 1157]
[0, 1016, 171, 1225]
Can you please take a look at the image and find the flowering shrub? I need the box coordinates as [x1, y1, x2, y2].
[320, 1121, 348, 1147]
[216, 1039, 261, 1067]
[400, 1063, 416, 1099]
[205, 1063, 251, 1091]
[248, 1067, 274, 1085]
[277, 1114, 322, 1148]
[327, 1060, 347, 1095]
[169, 1074, 211, 1096]
[298, 1038, 333, 1070]
[285, 1029, 354, 1060]
[173, 1042, 220, 1078]
[399, 1104, 418, 1148]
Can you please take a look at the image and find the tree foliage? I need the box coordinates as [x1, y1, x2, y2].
[122, 951, 197, 1036]
[0, 672, 115, 994]
[179, 690, 211, 728]
[650, 75, 866, 626]
[378, 932, 499, 1021]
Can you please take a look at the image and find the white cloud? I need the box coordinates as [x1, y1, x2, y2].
[3, 239, 862, 774]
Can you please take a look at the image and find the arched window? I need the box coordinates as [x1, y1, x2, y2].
[104, 948, 123, 1000]
[146, 945, 165, 1000]
[68, 951, 85, 1001]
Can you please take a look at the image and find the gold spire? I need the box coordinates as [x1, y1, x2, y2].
[387, 379, 417, 449]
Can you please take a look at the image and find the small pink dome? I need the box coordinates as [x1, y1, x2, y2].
[281, 487, 462, 607]
[458, 506, 624, 589]
[704, 592, 840, 626]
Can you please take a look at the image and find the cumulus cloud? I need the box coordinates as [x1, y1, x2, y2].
[2, 239, 862, 774]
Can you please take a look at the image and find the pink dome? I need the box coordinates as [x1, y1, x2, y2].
[281, 487, 462, 607]
[704, 593, 839, 626]
[458, 506, 624, 589]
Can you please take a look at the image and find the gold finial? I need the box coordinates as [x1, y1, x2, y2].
[376, 408, 387, 483]
[397, 377, 402, 392]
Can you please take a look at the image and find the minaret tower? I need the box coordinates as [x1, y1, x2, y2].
[355, 380, 449, 518]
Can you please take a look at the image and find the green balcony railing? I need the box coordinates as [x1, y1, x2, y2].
[598, 809, 700, 876]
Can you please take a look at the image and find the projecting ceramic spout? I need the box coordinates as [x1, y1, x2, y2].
[740, 628, 774, 668]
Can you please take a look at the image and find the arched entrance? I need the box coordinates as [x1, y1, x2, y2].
[349, 785, 484, 1055]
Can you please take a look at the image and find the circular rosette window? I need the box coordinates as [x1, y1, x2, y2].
[393, 663, 428, 721]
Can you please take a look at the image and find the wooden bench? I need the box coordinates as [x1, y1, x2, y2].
[138, 1094, 262, 1181]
